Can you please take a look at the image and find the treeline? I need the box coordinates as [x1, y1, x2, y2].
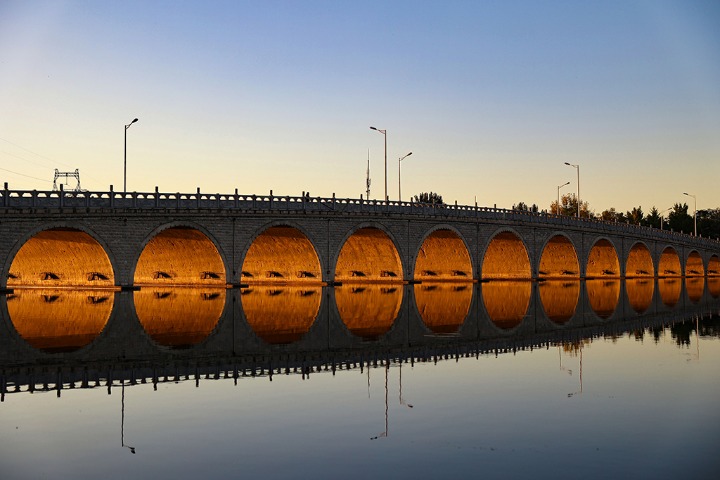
[511, 194, 720, 239]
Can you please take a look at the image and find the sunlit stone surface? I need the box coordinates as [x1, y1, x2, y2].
[134, 287, 226, 348]
[686, 251, 705, 277]
[625, 243, 654, 277]
[481, 232, 531, 280]
[335, 284, 402, 339]
[335, 227, 403, 282]
[7, 288, 113, 352]
[414, 282, 472, 333]
[626, 278, 655, 314]
[134, 227, 226, 286]
[586, 279, 620, 319]
[413, 229, 473, 281]
[481, 281, 531, 329]
[241, 286, 321, 344]
[538, 235, 579, 279]
[658, 278, 682, 307]
[538, 280, 580, 324]
[241, 226, 322, 284]
[586, 239, 620, 278]
[8, 229, 115, 288]
[658, 247, 681, 277]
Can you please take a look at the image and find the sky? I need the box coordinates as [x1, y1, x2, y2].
[1, 0, 719, 213]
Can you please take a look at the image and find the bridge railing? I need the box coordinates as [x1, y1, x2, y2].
[2, 183, 718, 246]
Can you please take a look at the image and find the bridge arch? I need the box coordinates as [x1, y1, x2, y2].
[585, 238, 620, 278]
[333, 224, 403, 282]
[625, 242, 654, 278]
[709, 255, 720, 276]
[481, 229, 531, 280]
[412, 226, 473, 281]
[685, 251, 704, 277]
[658, 246, 681, 277]
[132, 223, 227, 286]
[5, 225, 116, 288]
[538, 233, 579, 279]
[240, 223, 323, 284]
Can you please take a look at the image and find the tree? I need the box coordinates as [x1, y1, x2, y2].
[698, 208, 720, 239]
[512, 202, 539, 213]
[667, 203, 693, 234]
[626, 206, 644, 225]
[413, 192, 445, 205]
[645, 206, 662, 229]
[551, 193, 592, 217]
[598, 208, 625, 223]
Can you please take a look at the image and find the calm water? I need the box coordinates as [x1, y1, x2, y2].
[1, 279, 719, 479]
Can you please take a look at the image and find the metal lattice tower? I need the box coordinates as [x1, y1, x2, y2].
[52, 169, 82, 191]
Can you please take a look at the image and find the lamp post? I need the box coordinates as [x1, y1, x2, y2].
[370, 126, 387, 201]
[124, 118, 138, 194]
[683, 192, 697, 236]
[557, 181, 570, 215]
[564, 162, 580, 218]
[398, 152, 412, 202]
[659, 207, 671, 230]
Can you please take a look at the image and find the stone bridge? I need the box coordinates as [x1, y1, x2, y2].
[1, 184, 718, 290]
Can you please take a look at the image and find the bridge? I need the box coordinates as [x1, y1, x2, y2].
[1, 183, 718, 290]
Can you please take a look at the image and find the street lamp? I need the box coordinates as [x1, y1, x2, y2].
[683, 192, 697, 236]
[124, 118, 139, 193]
[370, 126, 387, 201]
[564, 162, 580, 218]
[557, 181, 570, 215]
[398, 151, 412, 202]
[659, 207, 671, 230]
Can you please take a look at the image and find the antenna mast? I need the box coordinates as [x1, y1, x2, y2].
[366, 149, 371, 199]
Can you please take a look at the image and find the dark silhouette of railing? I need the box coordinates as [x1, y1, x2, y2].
[2, 182, 718, 247]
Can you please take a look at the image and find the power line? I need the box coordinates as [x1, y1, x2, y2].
[0, 167, 53, 184]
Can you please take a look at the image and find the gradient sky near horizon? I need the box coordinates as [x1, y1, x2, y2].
[1, 1, 718, 213]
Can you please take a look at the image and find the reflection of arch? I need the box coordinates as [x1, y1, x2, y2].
[658, 247, 681, 277]
[7, 289, 113, 352]
[414, 283, 472, 333]
[335, 227, 402, 282]
[658, 278, 681, 307]
[134, 226, 226, 286]
[335, 285, 402, 339]
[708, 277, 720, 299]
[625, 242, 654, 278]
[538, 235, 579, 279]
[8, 228, 115, 288]
[587, 279, 620, 319]
[708, 255, 720, 276]
[686, 277, 704, 303]
[685, 251, 704, 277]
[241, 225, 322, 284]
[626, 279, 654, 314]
[414, 228, 473, 281]
[134, 288, 225, 348]
[538, 281, 579, 325]
[481, 281, 531, 330]
[482, 231, 531, 280]
[585, 239, 619, 278]
[241, 286, 321, 344]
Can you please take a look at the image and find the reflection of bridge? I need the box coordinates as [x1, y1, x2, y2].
[1, 276, 719, 399]
[1, 186, 719, 290]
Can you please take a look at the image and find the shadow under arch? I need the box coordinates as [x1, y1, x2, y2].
[587, 279, 620, 320]
[6, 288, 114, 353]
[626, 278, 654, 314]
[658, 246, 681, 277]
[708, 255, 720, 276]
[414, 282, 473, 334]
[335, 284, 403, 339]
[134, 287, 226, 348]
[240, 285, 322, 344]
[7, 227, 115, 289]
[481, 230, 531, 280]
[134, 225, 226, 286]
[481, 281, 531, 330]
[685, 251, 704, 277]
[538, 280, 580, 325]
[585, 238, 620, 279]
[625, 242, 654, 278]
[241, 224, 322, 284]
[538, 234, 579, 279]
[413, 228, 473, 282]
[334, 226, 403, 282]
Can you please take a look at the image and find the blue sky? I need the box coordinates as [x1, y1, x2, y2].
[1, 1, 718, 213]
